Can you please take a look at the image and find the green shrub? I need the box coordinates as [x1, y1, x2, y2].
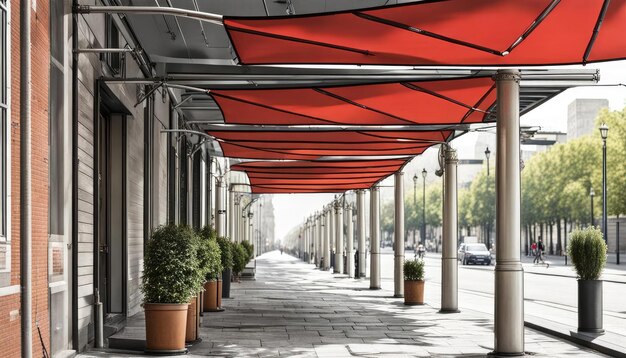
[216, 236, 233, 270]
[241, 240, 254, 262]
[142, 224, 203, 304]
[567, 226, 607, 280]
[197, 225, 223, 281]
[232, 242, 248, 275]
[403, 259, 425, 281]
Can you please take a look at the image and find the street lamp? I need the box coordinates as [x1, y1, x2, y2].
[600, 123, 608, 244]
[590, 187, 595, 227]
[413, 173, 418, 249]
[485, 147, 491, 176]
[421, 168, 427, 247]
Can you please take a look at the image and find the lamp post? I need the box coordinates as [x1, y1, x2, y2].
[413, 174, 418, 250]
[422, 168, 427, 247]
[600, 123, 608, 245]
[485, 147, 491, 176]
[590, 187, 595, 227]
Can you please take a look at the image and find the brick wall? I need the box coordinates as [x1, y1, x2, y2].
[0, 0, 50, 356]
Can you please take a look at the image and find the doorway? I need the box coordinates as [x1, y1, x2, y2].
[97, 112, 126, 317]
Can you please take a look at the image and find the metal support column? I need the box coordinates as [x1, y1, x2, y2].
[228, 189, 235, 240]
[357, 190, 366, 278]
[317, 214, 323, 267]
[241, 204, 246, 243]
[370, 187, 381, 289]
[335, 202, 344, 274]
[324, 209, 331, 270]
[330, 204, 336, 269]
[394, 172, 405, 298]
[494, 69, 524, 356]
[216, 179, 225, 237]
[441, 147, 459, 313]
[346, 205, 354, 278]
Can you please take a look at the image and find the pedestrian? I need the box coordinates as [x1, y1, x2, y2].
[536, 239, 545, 264]
[531, 241, 538, 262]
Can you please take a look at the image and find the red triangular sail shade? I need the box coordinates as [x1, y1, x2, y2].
[231, 159, 407, 193]
[209, 130, 451, 160]
[224, 0, 626, 66]
[211, 77, 495, 125]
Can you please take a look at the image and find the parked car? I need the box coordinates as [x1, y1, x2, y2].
[458, 243, 492, 265]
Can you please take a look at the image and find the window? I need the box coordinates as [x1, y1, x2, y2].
[105, 15, 122, 75]
[49, 0, 64, 236]
[0, 0, 10, 286]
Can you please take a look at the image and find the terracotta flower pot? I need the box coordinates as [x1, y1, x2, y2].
[203, 280, 224, 312]
[144, 303, 188, 353]
[185, 295, 201, 343]
[203, 281, 218, 311]
[404, 280, 425, 305]
[217, 279, 223, 308]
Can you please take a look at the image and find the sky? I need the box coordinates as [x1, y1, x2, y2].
[272, 61, 626, 242]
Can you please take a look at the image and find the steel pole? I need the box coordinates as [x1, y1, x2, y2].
[357, 190, 366, 278]
[335, 203, 344, 274]
[494, 69, 525, 356]
[602, 139, 608, 244]
[346, 206, 354, 278]
[370, 187, 381, 289]
[441, 147, 459, 313]
[394, 173, 405, 297]
[422, 176, 427, 246]
[414, 182, 417, 249]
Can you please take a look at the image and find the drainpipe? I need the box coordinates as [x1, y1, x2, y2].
[20, 0, 33, 355]
[71, 0, 80, 350]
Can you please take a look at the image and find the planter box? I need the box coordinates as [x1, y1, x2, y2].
[578, 280, 604, 333]
[404, 280, 424, 305]
[144, 303, 188, 353]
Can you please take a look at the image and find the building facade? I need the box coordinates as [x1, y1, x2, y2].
[567, 98, 608, 140]
[2, 1, 223, 356]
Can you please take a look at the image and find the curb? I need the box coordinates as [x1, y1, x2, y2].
[525, 318, 626, 358]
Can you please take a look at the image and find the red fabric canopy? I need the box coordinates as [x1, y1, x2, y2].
[211, 77, 495, 125]
[232, 159, 407, 193]
[224, 0, 626, 66]
[209, 130, 450, 160]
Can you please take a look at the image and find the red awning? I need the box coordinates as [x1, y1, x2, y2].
[224, 0, 626, 66]
[231, 159, 407, 193]
[209, 130, 450, 160]
[211, 77, 495, 125]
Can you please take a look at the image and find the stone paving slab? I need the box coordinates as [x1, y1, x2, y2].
[79, 251, 610, 357]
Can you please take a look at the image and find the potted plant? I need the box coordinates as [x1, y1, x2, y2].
[142, 224, 203, 353]
[232, 242, 248, 282]
[217, 236, 234, 298]
[198, 226, 223, 312]
[241, 240, 254, 262]
[403, 259, 425, 305]
[186, 230, 213, 343]
[567, 226, 607, 333]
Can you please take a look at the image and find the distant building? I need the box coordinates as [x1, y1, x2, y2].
[567, 99, 609, 140]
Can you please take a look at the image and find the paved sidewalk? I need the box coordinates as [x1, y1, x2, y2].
[80, 250, 609, 357]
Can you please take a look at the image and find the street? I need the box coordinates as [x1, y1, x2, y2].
[374, 248, 626, 337]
